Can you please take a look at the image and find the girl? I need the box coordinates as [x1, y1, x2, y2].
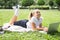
[2, 6, 48, 32]
[26, 9, 48, 32]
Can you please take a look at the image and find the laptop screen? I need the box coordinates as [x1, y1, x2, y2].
[47, 22, 60, 34]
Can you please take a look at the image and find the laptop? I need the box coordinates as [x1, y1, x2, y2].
[47, 22, 60, 34]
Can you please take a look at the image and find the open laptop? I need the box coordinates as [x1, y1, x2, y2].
[47, 22, 60, 34]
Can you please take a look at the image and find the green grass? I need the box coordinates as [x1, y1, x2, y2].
[0, 9, 60, 40]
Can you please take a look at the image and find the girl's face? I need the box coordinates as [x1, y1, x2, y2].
[33, 10, 41, 18]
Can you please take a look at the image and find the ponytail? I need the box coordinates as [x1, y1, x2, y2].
[29, 12, 33, 20]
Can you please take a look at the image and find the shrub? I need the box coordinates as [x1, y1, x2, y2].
[21, 0, 34, 6]
[29, 5, 49, 9]
[37, 0, 45, 5]
[55, 0, 60, 10]
[49, 1, 54, 7]
[55, 0, 60, 6]
[0, 0, 18, 9]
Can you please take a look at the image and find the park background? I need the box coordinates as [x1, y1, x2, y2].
[0, 0, 60, 40]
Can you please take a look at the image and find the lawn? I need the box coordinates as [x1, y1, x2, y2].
[0, 9, 60, 40]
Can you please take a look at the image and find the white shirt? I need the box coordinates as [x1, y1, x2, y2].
[26, 16, 43, 30]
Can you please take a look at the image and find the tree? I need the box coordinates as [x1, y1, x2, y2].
[49, 1, 54, 9]
[55, 0, 60, 10]
[37, 0, 45, 5]
[21, 0, 34, 6]
[0, 0, 19, 9]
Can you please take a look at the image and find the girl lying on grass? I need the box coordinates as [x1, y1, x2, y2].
[27, 9, 48, 32]
[2, 6, 48, 32]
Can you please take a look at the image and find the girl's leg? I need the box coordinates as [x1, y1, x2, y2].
[2, 6, 19, 29]
[9, 6, 19, 25]
[2, 16, 18, 30]
[9, 16, 17, 25]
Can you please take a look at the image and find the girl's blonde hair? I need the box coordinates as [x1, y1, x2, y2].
[29, 9, 40, 19]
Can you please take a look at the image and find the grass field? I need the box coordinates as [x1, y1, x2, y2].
[0, 9, 60, 40]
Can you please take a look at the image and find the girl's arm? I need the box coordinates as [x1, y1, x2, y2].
[9, 6, 19, 25]
[31, 22, 43, 31]
[31, 22, 36, 30]
[39, 23, 42, 27]
[39, 23, 48, 32]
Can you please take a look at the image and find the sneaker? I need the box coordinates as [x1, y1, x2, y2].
[0, 27, 4, 34]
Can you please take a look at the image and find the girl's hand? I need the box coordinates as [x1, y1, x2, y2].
[37, 27, 44, 31]
[43, 27, 48, 32]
